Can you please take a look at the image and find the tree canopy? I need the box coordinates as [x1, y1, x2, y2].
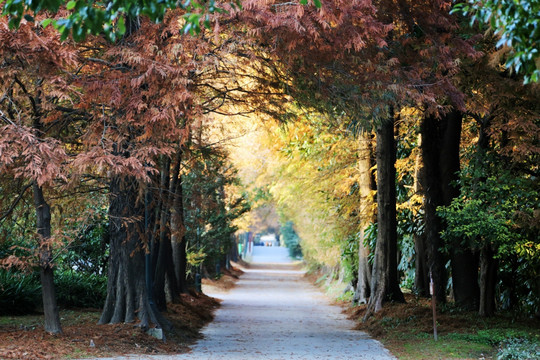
[0, 0, 538, 347]
[453, 0, 540, 83]
[0, 0, 237, 40]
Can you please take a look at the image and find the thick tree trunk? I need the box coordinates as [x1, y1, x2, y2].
[413, 134, 430, 297]
[422, 110, 478, 306]
[99, 176, 170, 330]
[477, 116, 497, 316]
[479, 246, 497, 316]
[365, 116, 405, 319]
[171, 159, 189, 294]
[153, 157, 180, 310]
[414, 233, 430, 297]
[421, 115, 448, 303]
[441, 111, 479, 309]
[353, 131, 374, 304]
[33, 183, 62, 334]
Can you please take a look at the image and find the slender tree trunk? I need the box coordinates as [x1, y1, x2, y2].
[33, 183, 62, 334]
[413, 134, 429, 297]
[354, 131, 374, 304]
[99, 176, 170, 330]
[365, 116, 405, 319]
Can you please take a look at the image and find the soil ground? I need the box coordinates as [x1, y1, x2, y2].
[0, 267, 242, 360]
[4, 248, 536, 360]
[346, 296, 539, 360]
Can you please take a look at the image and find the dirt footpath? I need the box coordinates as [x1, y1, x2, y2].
[88, 247, 395, 360]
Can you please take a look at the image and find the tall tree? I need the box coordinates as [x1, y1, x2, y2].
[353, 131, 374, 304]
[0, 17, 81, 333]
[421, 110, 478, 305]
[365, 114, 405, 317]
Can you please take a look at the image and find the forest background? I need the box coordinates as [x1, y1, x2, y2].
[0, 0, 538, 358]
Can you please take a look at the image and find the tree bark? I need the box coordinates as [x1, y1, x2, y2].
[422, 110, 478, 306]
[33, 183, 62, 334]
[171, 152, 189, 294]
[421, 115, 448, 303]
[99, 176, 170, 330]
[479, 245, 497, 316]
[413, 134, 429, 297]
[441, 111, 479, 309]
[353, 131, 374, 304]
[153, 157, 180, 310]
[476, 115, 497, 316]
[365, 116, 405, 319]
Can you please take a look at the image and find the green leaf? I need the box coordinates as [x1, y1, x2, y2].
[66, 0, 76, 10]
[117, 15, 126, 34]
[41, 18, 53, 27]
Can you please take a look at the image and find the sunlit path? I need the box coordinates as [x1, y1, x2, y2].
[90, 246, 394, 360]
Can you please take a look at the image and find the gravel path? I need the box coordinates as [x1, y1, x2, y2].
[87, 247, 395, 360]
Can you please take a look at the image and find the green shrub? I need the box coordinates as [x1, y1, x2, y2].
[0, 270, 40, 315]
[497, 338, 540, 360]
[55, 271, 106, 309]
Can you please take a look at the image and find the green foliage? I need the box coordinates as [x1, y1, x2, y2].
[58, 206, 109, 276]
[0, 269, 40, 315]
[446, 328, 537, 346]
[364, 222, 377, 265]
[397, 234, 415, 290]
[497, 338, 540, 360]
[440, 151, 540, 315]
[453, 0, 540, 83]
[280, 221, 303, 259]
[54, 271, 107, 308]
[440, 154, 538, 251]
[0, 269, 106, 314]
[340, 234, 358, 284]
[0, 0, 239, 41]
[183, 147, 250, 274]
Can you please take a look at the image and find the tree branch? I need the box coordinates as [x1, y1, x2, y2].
[0, 183, 32, 225]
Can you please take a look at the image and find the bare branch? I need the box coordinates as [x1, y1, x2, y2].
[0, 183, 32, 225]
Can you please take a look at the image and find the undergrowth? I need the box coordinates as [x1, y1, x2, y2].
[311, 271, 540, 360]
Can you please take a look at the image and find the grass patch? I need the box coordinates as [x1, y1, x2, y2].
[344, 294, 540, 359]
[397, 335, 493, 360]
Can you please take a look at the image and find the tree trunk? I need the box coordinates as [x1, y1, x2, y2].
[153, 157, 180, 310]
[421, 115, 448, 303]
[171, 154, 189, 294]
[477, 115, 497, 316]
[33, 183, 62, 334]
[441, 111, 479, 309]
[413, 134, 430, 297]
[479, 246, 497, 316]
[99, 176, 170, 330]
[365, 116, 405, 319]
[353, 131, 374, 304]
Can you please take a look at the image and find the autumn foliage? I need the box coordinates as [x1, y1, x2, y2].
[0, 0, 538, 350]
